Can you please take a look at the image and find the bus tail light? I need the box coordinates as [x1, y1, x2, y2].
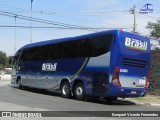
[120, 28, 123, 32]
[112, 67, 121, 86]
[144, 71, 150, 88]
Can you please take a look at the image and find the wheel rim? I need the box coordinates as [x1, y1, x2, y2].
[76, 87, 83, 96]
[62, 84, 69, 95]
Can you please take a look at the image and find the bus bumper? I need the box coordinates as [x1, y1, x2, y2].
[107, 84, 148, 98]
[11, 76, 17, 86]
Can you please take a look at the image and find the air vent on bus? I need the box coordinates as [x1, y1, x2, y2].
[122, 58, 147, 68]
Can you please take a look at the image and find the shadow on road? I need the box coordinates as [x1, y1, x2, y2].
[11, 86, 136, 106]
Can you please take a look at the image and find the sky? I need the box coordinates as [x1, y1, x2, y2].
[0, 0, 159, 56]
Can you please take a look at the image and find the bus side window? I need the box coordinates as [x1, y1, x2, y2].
[93, 34, 113, 56]
[79, 38, 94, 57]
[63, 40, 79, 58]
[52, 43, 64, 59]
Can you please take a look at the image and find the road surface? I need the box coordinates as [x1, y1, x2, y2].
[0, 80, 159, 119]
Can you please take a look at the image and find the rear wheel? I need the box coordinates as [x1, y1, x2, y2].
[61, 81, 71, 98]
[74, 82, 85, 101]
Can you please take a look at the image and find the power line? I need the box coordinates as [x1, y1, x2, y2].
[0, 9, 129, 15]
[0, 10, 94, 31]
[0, 1, 28, 2]
[136, 13, 158, 21]
[0, 25, 131, 30]
[0, 3, 129, 14]
[0, 10, 131, 32]
[0, 9, 131, 27]
[0, 3, 132, 28]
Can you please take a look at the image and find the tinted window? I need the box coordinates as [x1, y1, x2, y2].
[63, 40, 79, 58]
[20, 34, 114, 61]
[79, 34, 113, 57]
[20, 47, 37, 61]
[20, 43, 62, 61]
[93, 34, 113, 56]
[79, 38, 95, 57]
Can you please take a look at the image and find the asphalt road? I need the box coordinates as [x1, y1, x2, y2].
[0, 80, 160, 119]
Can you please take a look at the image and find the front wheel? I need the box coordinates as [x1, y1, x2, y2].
[60, 81, 71, 98]
[17, 79, 22, 89]
[74, 82, 85, 101]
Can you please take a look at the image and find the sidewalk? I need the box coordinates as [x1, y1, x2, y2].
[0, 74, 11, 80]
[125, 94, 160, 106]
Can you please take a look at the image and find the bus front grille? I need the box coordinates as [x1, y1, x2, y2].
[122, 58, 147, 68]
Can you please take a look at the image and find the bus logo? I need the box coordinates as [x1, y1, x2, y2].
[125, 37, 147, 51]
[42, 63, 57, 71]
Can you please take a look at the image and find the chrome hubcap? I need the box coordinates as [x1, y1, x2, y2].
[62, 85, 69, 95]
[76, 87, 83, 96]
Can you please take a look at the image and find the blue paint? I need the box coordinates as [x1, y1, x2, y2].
[12, 29, 151, 98]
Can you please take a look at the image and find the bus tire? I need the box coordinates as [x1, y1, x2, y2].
[17, 79, 23, 89]
[74, 82, 85, 101]
[60, 81, 71, 98]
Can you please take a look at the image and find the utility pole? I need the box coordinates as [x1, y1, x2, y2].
[130, 2, 137, 32]
[133, 4, 137, 32]
[30, 0, 33, 43]
[14, 15, 17, 55]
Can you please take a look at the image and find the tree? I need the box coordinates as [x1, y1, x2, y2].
[0, 51, 12, 70]
[6, 56, 12, 68]
[0, 51, 7, 70]
[147, 19, 160, 40]
[0, 51, 6, 64]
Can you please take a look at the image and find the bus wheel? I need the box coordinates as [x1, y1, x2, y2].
[74, 82, 85, 101]
[61, 81, 71, 98]
[17, 79, 22, 89]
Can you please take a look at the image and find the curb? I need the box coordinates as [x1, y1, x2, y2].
[125, 99, 160, 106]
[0, 80, 10, 81]
[130, 101, 160, 106]
[150, 103, 160, 106]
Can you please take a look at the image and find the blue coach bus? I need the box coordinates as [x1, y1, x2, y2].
[11, 30, 150, 101]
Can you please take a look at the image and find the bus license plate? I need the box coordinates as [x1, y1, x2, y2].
[131, 91, 137, 94]
[138, 79, 146, 85]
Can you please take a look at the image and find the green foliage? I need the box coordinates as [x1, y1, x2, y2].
[147, 19, 160, 39]
[0, 51, 12, 70]
[147, 20, 160, 95]
[0, 51, 6, 65]
[0, 51, 7, 70]
[0, 64, 4, 70]
[6, 56, 12, 68]
[149, 49, 160, 95]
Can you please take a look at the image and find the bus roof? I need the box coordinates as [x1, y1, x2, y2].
[20, 29, 147, 50]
